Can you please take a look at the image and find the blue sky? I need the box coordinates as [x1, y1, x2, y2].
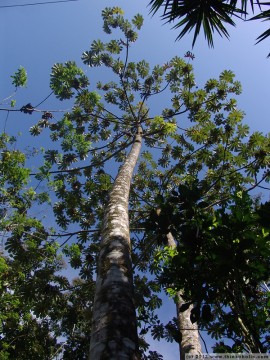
[1, 0, 270, 358]
[1, 0, 269, 134]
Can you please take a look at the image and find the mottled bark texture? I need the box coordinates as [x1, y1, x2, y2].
[176, 293, 202, 360]
[167, 233, 202, 360]
[89, 130, 142, 360]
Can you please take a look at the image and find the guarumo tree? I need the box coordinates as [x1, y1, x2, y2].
[25, 6, 269, 359]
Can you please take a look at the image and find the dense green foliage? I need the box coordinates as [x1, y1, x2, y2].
[0, 133, 95, 358]
[149, 189, 270, 352]
[1, 7, 269, 358]
[0, 134, 61, 358]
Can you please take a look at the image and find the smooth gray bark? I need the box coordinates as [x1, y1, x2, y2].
[89, 129, 142, 360]
[167, 232, 202, 360]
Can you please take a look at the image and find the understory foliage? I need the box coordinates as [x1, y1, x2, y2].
[0, 133, 96, 359]
[1, 6, 269, 358]
[0, 133, 61, 359]
[149, 189, 270, 352]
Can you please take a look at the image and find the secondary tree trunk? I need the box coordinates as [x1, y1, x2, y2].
[176, 293, 202, 360]
[89, 129, 142, 360]
[166, 232, 202, 360]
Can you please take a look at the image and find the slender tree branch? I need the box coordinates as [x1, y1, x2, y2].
[35, 91, 54, 108]
[0, 91, 17, 105]
[50, 229, 98, 237]
[0, 107, 70, 113]
[30, 139, 133, 176]
[87, 132, 124, 153]
[247, 170, 270, 192]
[162, 143, 210, 187]
[199, 330, 209, 353]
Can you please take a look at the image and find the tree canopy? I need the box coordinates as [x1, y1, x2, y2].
[0, 6, 269, 359]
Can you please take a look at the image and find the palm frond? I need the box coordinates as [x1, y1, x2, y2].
[149, 0, 173, 15]
[250, 8, 270, 48]
[149, 0, 269, 55]
[152, 1, 244, 47]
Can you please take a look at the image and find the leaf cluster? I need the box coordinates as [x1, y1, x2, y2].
[11, 66, 27, 88]
[155, 191, 270, 351]
[0, 133, 95, 358]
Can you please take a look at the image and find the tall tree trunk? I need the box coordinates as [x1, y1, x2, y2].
[89, 129, 142, 360]
[166, 232, 202, 360]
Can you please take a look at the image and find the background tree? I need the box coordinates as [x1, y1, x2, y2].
[132, 137, 269, 355]
[129, 70, 269, 355]
[0, 133, 63, 359]
[0, 74, 95, 359]
[0, 132, 96, 359]
[155, 191, 270, 352]
[166, 232, 202, 360]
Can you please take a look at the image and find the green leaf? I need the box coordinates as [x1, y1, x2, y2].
[11, 66, 27, 88]
[91, 39, 105, 53]
[50, 61, 89, 100]
[219, 69, 235, 83]
[132, 14, 144, 30]
[106, 40, 122, 54]
[0, 256, 8, 273]
[136, 60, 150, 78]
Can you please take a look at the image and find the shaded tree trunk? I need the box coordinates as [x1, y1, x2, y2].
[176, 293, 202, 360]
[89, 129, 143, 360]
[167, 232, 202, 360]
[229, 298, 264, 352]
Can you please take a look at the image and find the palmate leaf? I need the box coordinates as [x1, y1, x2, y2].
[132, 14, 144, 30]
[91, 39, 105, 53]
[11, 66, 27, 88]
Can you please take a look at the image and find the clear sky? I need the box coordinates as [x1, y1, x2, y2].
[1, 0, 269, 133]
[1, 1, 270, 358]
